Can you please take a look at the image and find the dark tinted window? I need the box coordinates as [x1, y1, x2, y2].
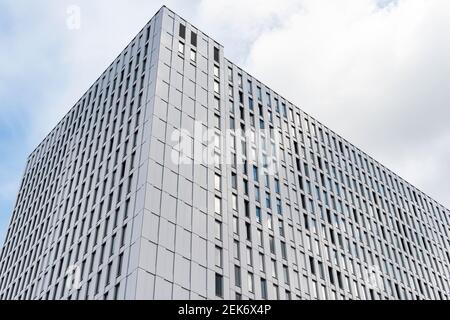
[179, 24, 186, 39]
[191, 31, 197, 46]
[214, 47, 219, 62]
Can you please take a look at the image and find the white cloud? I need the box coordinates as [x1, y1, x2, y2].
[195, 0, 303, 63]
[235, 0, 450, 207]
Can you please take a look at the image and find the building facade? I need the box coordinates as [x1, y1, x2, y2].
[1, 6, 449, 300]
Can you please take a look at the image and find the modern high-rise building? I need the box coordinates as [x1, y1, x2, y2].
[0, 6, 449, 300]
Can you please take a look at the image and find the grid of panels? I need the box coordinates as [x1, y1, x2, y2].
[132, 8, 230, 300]
[0, 7, 164, 300]
[0, 6, 449, 300]
[221, 59, 450, 300]
[134, 7, 450, 300]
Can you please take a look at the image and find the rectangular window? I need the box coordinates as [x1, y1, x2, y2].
[264, 174, 270, 188]
[285, 290, 291, 300]
[178, 41, 184, 54]
[246, 222, 251, 241]
[282, 103, 287, 117]
[246, 247, 253, 266]
[257, 229, 263, 247]
[255, 206, 261, 223]
[190, 31, 197, 46]
[247, 273, 254, 293]
[283, 265, 290, 284]
[190, 49, 196, 62]
[271, 260, 277, 278]
[244, 200, 250, 217]
[233, 216, 239, 234]
[117, 253, 123, 277]
[231, 173, 237, 189]
[253, 165, 259, 181]
[261, 279, 267, 299]
[179, 24, 186, 39]
[278, 220, 285, 237]
[214, 96, 220, 110]
[267, 213, 273, 230]
[259, 253, 266, 272]
[318, 261, 325, 280]
[232, 194, 238, 211]
[320, 284, 327, 299]
[215, 220, 222, 240]
[233, 240, 240, 260]
[214, 80, 220, 94]
[255, 186, 260, 202]
[214, 47, 219, 63]
[215, 246, 223, 267]
[214, 151, 222, 167]
[265, 193, 271, 209]
[214, 65, 220, 78]
[269, 236, 275, 254]
[215, 273, 223, 298]
[259, 119, 265, 129]
[309, 256, 315, 275]
[273, 284, 279, 300]
[276, 199, 282, 215]
[310, 280, 318, 299]
[257, 86, 262, 100]
[215, 196, 222, 215]
[215, 174, 221, 191]
[234, 265, 241, 287]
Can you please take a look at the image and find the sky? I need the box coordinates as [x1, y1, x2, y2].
[0, 0, 449, 245]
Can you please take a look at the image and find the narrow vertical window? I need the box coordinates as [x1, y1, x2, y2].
[178, 41, 184, 54]
[248, 273, 254, 293]
[215, 246, 223, 267]
[190, 31, 197, 46]
[261, 279, 267, 299]
[214, 47, 219, 63]
[234, 265, 241, 287]
[214, 80, 220, 94]
[215, 173, 222, 191]
[215, 196, 222, 215]
[215, 273, 223, 297]
[190, 49, 196, 62]
[215, 220, 222, 240]
[179, 24, 186, 39]
[214, 65, 220, 78]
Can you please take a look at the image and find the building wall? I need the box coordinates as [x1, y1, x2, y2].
[0, 6, 449, 300]
[0, 6, 164, 300]
[133, 7, 230, 300]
